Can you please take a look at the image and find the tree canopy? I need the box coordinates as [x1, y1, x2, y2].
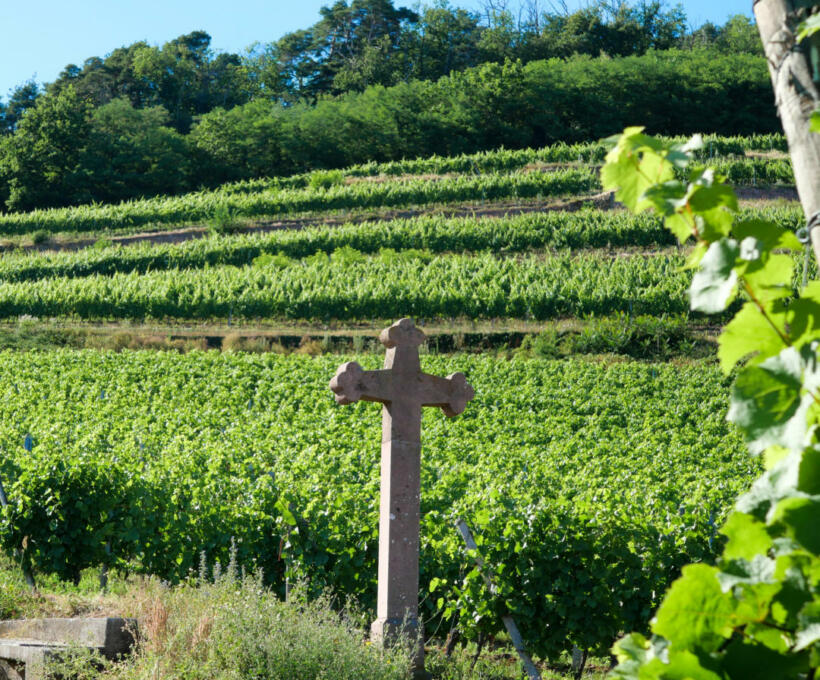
[0, 1, 769, 213]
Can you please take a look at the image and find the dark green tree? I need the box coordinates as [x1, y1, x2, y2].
[189, 100, 286, 183]
[49, 32, 253, 132]
[717, 14, 763, 54]
[0, 81, 41, 134]
[0, 86, 92, 211]
[48, 43, 156, 108]
[407, 2, 482, 80]
[84, 98, 190, 203]
[268, 0, 418, 98]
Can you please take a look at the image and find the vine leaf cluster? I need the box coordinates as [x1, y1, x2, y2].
[603, 125, 820, 678]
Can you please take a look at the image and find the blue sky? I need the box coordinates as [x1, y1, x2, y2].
[0, 0, 753, 98]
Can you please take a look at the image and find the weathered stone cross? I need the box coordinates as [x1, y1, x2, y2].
[329, 318, 474, 670]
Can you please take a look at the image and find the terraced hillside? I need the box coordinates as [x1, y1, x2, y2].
[0, 134, 799, 664]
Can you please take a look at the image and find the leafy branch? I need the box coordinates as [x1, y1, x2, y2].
[603, 128, 820, 679]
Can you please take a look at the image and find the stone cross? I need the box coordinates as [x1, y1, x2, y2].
[329, 318, 474, 669]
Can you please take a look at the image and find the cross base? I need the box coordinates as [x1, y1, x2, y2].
[371, 616, 425, 676]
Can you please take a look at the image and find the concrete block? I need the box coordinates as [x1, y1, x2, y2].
[0, 618, 137, 680]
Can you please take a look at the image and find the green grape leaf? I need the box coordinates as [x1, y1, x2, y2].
[787, 282, 820, 350]
[744, 622, 791, 653]
[601, 158, 647, 213]
[812, 110, 820, 133]
[689, 181, 738, 213]
[742, 253, 795, 302]
[720, 512, 773, 561]
[771, 552, 814, 626]
[642, 180, 688, 215]
[764, 445, 791, 470]
[602, 127, 675, 212]
[275, 499, 298, 526]
[665, 213, 695, 243]
[718, 301, 788, 373]
[729, 583, 783, 629]
[795, 602, 820, 651]
[697, 207, 734, 241]
[717, 555, 776, 591]
[734, 219, 803, 252]
[723, 637, 810, 679]
[653, 649, 724, 679]
[652, 563, 734, 653]
[689, 238, 739, 313]
[612, 632, 650, 666]
[770, 497, 820, 553]
[684, 241, 708, 269]
[798, 447, 820, 494]
[611, 635, 726, 680]
[737, 452, 802, 519]
[727, 348, 813, 455]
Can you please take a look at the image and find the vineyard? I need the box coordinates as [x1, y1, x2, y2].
[0, 351, 756, 658]
[0, 133, 802, 671]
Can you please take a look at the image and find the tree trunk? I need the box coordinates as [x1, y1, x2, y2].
[754, 1, 820, 262]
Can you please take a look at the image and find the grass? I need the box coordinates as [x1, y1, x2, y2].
[0, 553, 607, 680]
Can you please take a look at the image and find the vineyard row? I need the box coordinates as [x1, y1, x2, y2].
[0, 251, 692, 321]
[0, 206, 804, 284]
[222, 133, 789, 194]
[0, 157, 796, 237]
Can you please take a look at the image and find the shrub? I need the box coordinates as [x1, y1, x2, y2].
[252, 251, 292, 268]
[30, 229, 49, 245]
[207, 204, 241, 235]
[308, 169, 344, 191]
[91, 238, 114, 250]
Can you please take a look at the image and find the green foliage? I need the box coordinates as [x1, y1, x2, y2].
[30, 229, 49, 245]
[207, 204, 241, 235]
[91, 238, 113, 251]
[0, 205, 801, 285]
[519, 314, 693, 360]
[0, 350, 755, 657]
[85, 98, 190, 201]
[797, 13, 820, 41]
[0, 80, 40, 135]
[0, 165, 599, 235]
[603, 129, 820, 678]
[308, 169, 345, 191]
[331, 244, 366, 265]
[188, 100, 284, 185]
[252, 251, 292, 269]
[0, 136, 793, 237]
[0, 250, 694, 322]
[2, 44, 780, 213]
[0, 87, 93, 212]
[0, 447, 148, 584]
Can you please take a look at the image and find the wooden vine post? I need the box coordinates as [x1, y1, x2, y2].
[754, 1, 820, 261]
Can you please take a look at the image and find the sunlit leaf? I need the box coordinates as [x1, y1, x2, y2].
[689, 238, 739, 312]
[652, 564, 734, 653]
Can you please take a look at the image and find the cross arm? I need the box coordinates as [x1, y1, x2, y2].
[419, 372, 475, 417]
[329, 362, 394, 405]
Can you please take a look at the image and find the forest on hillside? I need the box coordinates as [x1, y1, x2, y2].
[0, 0, 774, 213]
